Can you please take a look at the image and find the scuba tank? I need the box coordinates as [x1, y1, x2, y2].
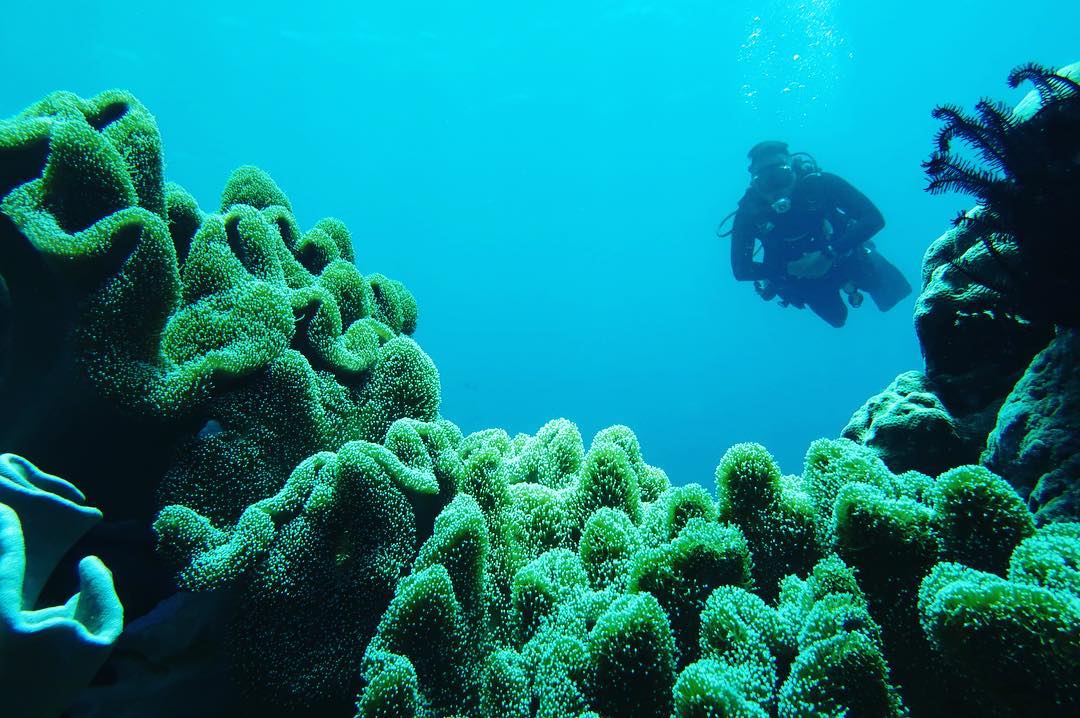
[790, 152, 820, 179]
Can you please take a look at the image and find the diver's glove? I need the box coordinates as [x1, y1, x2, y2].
[786, 248, 835, 279]
[754, 280, 777, 301]
[842, 281, 864, 308]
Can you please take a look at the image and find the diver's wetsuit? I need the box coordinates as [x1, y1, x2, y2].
[730, 171, 911, 327]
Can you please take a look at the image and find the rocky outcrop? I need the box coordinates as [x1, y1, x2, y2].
[984, 330, 1080, 524]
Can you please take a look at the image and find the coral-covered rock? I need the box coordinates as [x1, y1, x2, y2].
[984, 329, 1080, 523]
[914, 220, 1054, 440]
[842, 370, 969, 476]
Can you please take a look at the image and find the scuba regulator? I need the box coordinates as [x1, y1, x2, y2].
[715, 151, 820, 238]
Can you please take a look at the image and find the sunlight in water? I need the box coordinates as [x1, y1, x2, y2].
[738, 0, 851, 122]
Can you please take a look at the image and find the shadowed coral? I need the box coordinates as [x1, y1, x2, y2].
[919, 524, 1080, 715]
[924, 62, 1080, 328]
[512, 548, 588, 644]
[697, 586, 780, 712]
[529, 628, 592, 718]
[842, 370, 968, 476]
[343, 418, 1066, 718]
[983, 328, 1080, 523]
[1009, 521, 1080, 593]
[355, 650, 421, 718]
[570, 439, 643, 532]
[815, 441, 1054, 715]
[831, 483, 940, 610]
[642, 483, 718, 546]
[778, 631, 904, 718]
[360, 565, 469, 716]
[480, 649, 530, 718]
[219, 165, 292, 212]
[591, 424, 671, 502]
[0, 90, 436, 544]
[0, 88, 446, 713]
[507, 482, 573, 563]
[774, 556, 903, 718]
[674, 658, 770, 718]
[413, 494, 489, 611]
[588, 592, 677, 717]
[507, 418, 585, 489]
[801, 439, 894, 534]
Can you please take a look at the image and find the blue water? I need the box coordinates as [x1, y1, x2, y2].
[3, 1, 1077, 483]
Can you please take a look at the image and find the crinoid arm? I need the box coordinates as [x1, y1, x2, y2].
[925, 60, 1080, 328]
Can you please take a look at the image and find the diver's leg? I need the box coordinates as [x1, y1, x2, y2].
[803, 283, 848, 327]
[853, 249, 912, 312]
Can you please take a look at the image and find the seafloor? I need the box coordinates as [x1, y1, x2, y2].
[1, 63, 1078, 718]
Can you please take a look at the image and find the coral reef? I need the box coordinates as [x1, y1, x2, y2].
[354, 435, 1073, 717]
[0, 454, 124, 718]
[847, 62, 1080, 522]
[2, 83, 1078, 717]
[919, 522, 1080, 716]
[0, 90, 439, 713]
[0, 88, 432, 527]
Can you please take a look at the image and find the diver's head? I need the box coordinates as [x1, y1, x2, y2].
[747, 140, 796, 196]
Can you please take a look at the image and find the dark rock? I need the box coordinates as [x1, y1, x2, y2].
[64, 591, 241, 718]
[983, 329, 1080, 523]
[915, 221, 1055, 444]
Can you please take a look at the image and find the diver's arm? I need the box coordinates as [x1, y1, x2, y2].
[730, 212, 771, 281]
[823, 173, 885, 254]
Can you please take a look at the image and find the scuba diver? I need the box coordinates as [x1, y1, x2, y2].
[719, 140, 912, 327]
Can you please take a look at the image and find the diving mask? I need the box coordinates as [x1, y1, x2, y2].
[752, 163, 795, 194]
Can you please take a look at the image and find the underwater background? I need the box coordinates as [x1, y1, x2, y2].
[3, 0, 1076, 481]
[3, 3, 1080, 718]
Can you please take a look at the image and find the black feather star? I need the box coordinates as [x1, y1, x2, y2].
[924, 62, 1080, 327]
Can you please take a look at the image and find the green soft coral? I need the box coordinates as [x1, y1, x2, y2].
[716, 443, 820, 599]
[1, 91, 436, 537]
[588, 592, 677, 717]
[155, 437, 440, 714]
[919, 523, 1080, 715]
[629, 518, 753, 665]
[776, 555, 904, 718]
[349, 427, 1073, 718]
[578, 507, 640, 591]
[930, 464, 1035, 574]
